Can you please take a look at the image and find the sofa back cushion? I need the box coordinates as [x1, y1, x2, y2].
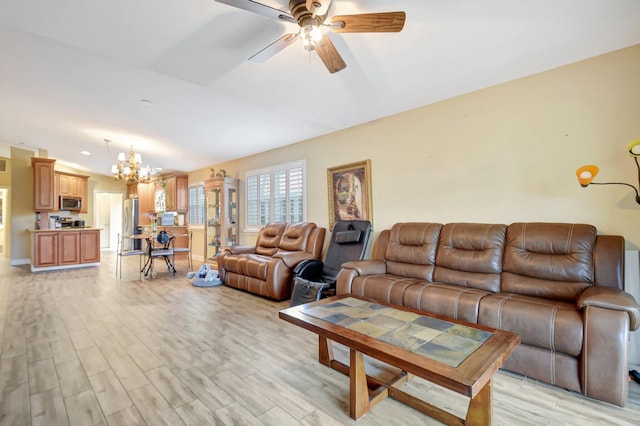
[502, 223, 596, 301]
[433, 223, 506, 293]
[279, 222, 316, 252]
[385, 223, 443, 280]
[255, 223, 286, 256]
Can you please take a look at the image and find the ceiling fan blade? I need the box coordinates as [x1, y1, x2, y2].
[331, 12, 406, 33]
[215, 0, 295, 23]
[315, 35, 346, 73]
[249, 33, 299, 63]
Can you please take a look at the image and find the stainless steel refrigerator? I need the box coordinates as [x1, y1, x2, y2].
[123, 198, 141, 250]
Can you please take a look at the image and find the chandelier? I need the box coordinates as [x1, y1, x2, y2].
[111, 146, 151, 184]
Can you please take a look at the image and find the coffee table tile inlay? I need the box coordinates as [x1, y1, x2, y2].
[280, 295, 521, 424]
[302, 297, 492, 368]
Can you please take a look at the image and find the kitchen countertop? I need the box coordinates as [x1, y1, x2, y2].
[29, 227, 102, 232]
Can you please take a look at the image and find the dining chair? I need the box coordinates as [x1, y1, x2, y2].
[149, 231, 176, 277]
[116, 233, 146, 279]
[173, 231, 193, 270]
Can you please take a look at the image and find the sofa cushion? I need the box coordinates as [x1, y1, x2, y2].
[349, 275, 419, 306]
[403, 282, 491, 323]
[279, 222, 315, 251]
[433, 223, 506, 293]
[479, 293, 583, 357]
[502, 223, 596, 302]
[255, 223, 286, 256]
[224, 253, 271, 280]
[385, 223, 442, 280]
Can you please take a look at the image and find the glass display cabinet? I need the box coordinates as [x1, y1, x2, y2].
[204, 177, 239, 263]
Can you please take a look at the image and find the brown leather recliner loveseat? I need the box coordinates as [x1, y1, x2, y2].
[218, 222, 325, 300]
[336, 222, 640, 406]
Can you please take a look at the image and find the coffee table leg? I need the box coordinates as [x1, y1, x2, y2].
[465, 378, 492, 425]
[318, 336, 334, 367]
[350, 349, 370, 420]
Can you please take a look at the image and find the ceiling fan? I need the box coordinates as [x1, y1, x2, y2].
[216, 0, 406, 73]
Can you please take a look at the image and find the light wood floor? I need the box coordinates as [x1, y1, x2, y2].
[1, 252, 640, 426]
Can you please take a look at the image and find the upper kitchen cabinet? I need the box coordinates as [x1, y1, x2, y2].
[165, 175, 188, 212]
[32, 158, 56, 211]
[56, 171, 89, 212]
[127, 182, 156, 225]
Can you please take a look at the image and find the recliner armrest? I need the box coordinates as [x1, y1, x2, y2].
[273, 251, 317, 269]
[340, 260, 387, 276]
[577, 286, 640, 331]
[293, 259, 324, 281]
[225, 245, 256, 255]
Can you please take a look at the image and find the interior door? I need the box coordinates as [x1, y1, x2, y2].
[95, 193, 111, 248]
[94, 192, 123, 249]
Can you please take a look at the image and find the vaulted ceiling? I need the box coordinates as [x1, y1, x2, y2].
[1, 0, 639, 176]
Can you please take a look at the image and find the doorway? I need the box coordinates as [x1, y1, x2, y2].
[94, 192, 123, 250]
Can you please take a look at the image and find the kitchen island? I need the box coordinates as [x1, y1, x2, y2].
[29, 228, 101, 272]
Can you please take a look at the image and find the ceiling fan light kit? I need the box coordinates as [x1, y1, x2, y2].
[216, 0, 406, 73]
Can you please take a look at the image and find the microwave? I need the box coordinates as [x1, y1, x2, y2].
[60, 196, 82, 211]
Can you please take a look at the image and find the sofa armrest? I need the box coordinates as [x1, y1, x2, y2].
[577, 286, 640, 331]
[226, 245, 256, 255]
[336, 260, 388, 295]
[340, 259, 388, 276]
[273, 251, 317, 269]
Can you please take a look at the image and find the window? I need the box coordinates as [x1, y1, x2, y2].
[246, 160, 306, 231]
[188, 185, 205, 225]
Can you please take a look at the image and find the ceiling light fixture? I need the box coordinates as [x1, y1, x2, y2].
[81, 150, 90, 155]
[110, 145, 151, 184]
[575, 139, 640, 205]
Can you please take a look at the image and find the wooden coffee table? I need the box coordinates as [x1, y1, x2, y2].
[279, 295, 520, 424]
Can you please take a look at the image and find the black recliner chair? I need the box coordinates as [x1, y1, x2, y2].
[290, 220, 372, 306]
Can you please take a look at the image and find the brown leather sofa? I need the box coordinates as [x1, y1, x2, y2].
[336, 222, 640, 406]
[218, 222, 325, 300]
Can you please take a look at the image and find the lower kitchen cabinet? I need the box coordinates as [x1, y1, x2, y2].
[58, 231, 81, 265]
[31, 229, 101, 271]
[34, 232, 58, 268]
[80, 230, 100, 263]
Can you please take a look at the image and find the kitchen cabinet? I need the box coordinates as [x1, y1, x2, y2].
[165, 175, 188, 212]
[31, 229, 101, 271]
[34, 232, 58, 267]
[204, 177, 238, 262]
[58, 231, 80, 265]
[32, 158, 56, 211]
[59, 174, 81, 196]
[80, 177, 88, 213]
[55, 171, 89, 212]
[127, 182, 156, 225]
[80, 230, 100, 263]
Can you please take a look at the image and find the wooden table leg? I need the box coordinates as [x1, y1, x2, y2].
[319, 336, 333, 367]
[465, 379, 492, 426]
[350, 349, 370, 420]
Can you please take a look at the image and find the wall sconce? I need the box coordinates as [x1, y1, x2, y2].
[575, 139, 640, 205]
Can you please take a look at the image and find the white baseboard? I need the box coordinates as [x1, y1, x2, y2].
[10, 258, 30, 266]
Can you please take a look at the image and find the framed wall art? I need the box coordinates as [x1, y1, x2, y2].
[327, 160, 372, 230]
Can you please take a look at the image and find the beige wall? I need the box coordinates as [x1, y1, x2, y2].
[6, 44, 640, 262]
[10, 147, 35, 261]
[189, 44, 640, 259]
